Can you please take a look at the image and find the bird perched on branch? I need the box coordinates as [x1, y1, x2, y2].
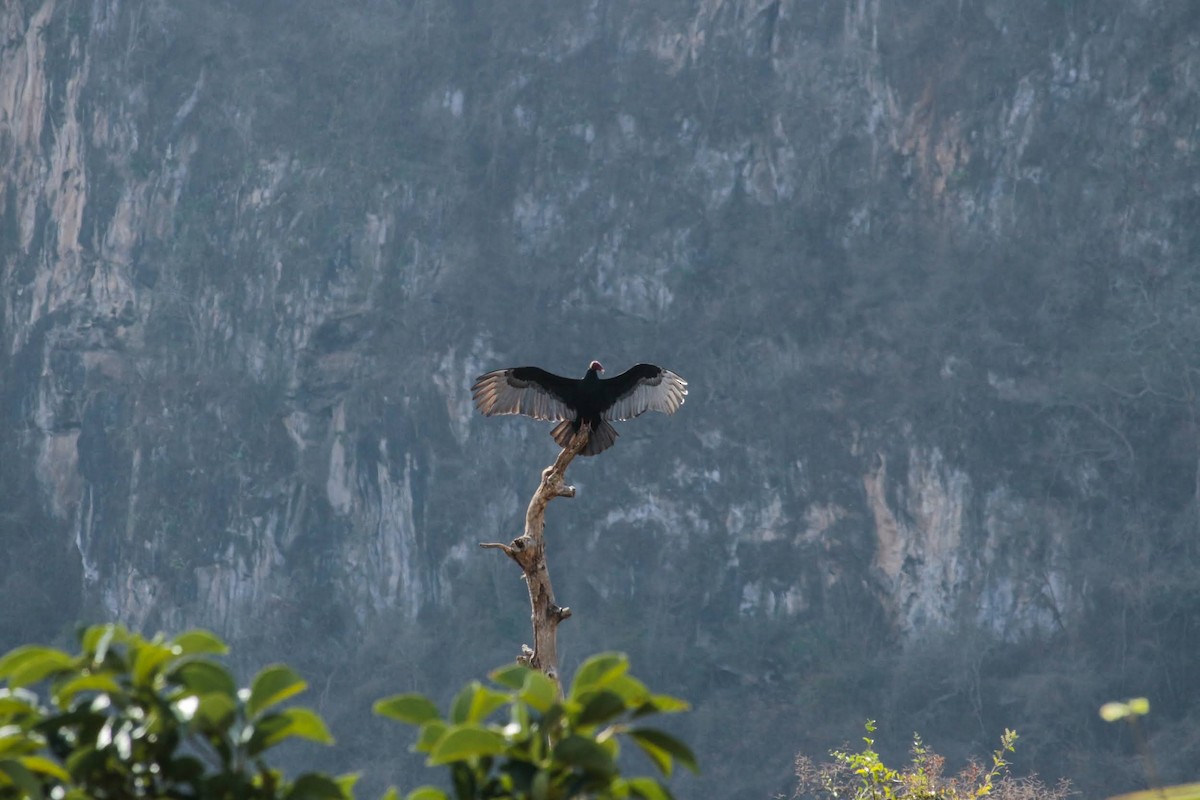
[471, 361, 687, 456]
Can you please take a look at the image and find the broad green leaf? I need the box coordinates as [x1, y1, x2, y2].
[171, 630, 229, 656]
[553, 734, 616, 776]
[519, 671, 558, 714]
[427, 724, 507, 765]
[489, 664, 531, 690]
[405, 786, 450, 800]
[448, 682, 477, 724]
[414, 720, 448, 754]
[0, 648, 75, 688]
[629, 729, 698, 775]
[51, 673, 122, 706]
[374, 694, 441, 725]
[629, 733, 671, 776]
[263, 708, 334, 748]
[18, 755, 71, 783]
[286, 772, 346, 800]
[465, 684, 510, 724]
[606, 675, 651, 708]
[531, 771, 550, 800]
[247, 709, 332, 756]
[0, 732, 42, 757]
[574, 690, 628, 727]
[0, 688, 40, 716]
[194, 692, 238, 729]
[645, 693, 690, 714]
[80, 625, 125, 664]
[335, 773, 359, 797]
[0, 758, 43, 800]
[624, 776, 675, 800]
[132, 642, 178, 688]
[569, 653, 628, 699]
[172, 660, 237, 697]
[248, 664, 307, 718]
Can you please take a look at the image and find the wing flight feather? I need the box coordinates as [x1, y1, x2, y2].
[471, 367, 575, 422]
[601, 365, 688, 421]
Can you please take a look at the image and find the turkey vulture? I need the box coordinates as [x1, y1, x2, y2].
[471, 361, 687, 456]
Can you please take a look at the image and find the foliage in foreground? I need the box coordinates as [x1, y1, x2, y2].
[0, 624, 346, 800]
[0, 626, 695, 800]
[793, 721, 1071, 800]
[374, 652, 697, 800]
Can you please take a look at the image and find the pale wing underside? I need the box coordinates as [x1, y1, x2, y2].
[603, 368, 688, 421]
[471, 369, 573, 422]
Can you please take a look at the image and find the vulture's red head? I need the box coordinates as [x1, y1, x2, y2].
[589, 360, 604, 374]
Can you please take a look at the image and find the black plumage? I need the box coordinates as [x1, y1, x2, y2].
[471, 360, 687, 455]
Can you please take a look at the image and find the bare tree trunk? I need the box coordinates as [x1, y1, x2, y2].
[480, 424, 590, 683]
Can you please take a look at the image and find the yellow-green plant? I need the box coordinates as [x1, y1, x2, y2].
[794, 721, 1069, 800]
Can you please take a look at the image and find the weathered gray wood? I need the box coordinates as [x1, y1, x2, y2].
[480, 423, 590, 684]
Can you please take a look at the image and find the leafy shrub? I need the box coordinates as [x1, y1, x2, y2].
[793, 721, 1070, 800]
[374, 652, 697, 800]
[0, 624, 348, 800]
[0, 629, 695, 800]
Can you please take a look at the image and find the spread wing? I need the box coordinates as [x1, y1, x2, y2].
[600, 364, 688, 421]
[471, 367, 578, 421]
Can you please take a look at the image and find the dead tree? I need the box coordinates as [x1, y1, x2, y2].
[479, 423, 590, 683]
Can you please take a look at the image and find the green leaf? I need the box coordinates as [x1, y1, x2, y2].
[269, 708, 334, 747]
[553, 734, 616, 776]
[0, 688, 40, 716]
[489, 664, 532, 690]
[248, 664, 307, 718]
[519, 671, 559, 714]
[0, 648, 75, 688]
[335, 773, 359, 797]
[606, 675, 651, 708]
[0, 758, 44, 800]
[0, 732, 42, 758]
[51, 673, 122, 707]
[375, 694, 441, 726]
[247, 709, 332, 756]
[193, 692, 238, 729]
[629, 729, 699, 775]
[624, 776, 675, 800]
[405, 786, 450, 800]
[286, 772, 346, 800]
[645, 693, 690, 714]
[414, 720, 448, 754]
[449, 682, 475, 724]
[18, 755, 71, 783]
[132, 642, 178, 688]
[574, 690, 628, 727]
[628, 733, 671, 776]
[568, 653, 628, 700]
[427, 724, 507, 765]
[171, 630, 229, 656]
[465, 684, 510, 724]
[172, 660, 237, 698]
[80, 625, 124, 664]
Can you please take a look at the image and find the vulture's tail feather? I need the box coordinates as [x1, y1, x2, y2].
[550, 419, 618, 456]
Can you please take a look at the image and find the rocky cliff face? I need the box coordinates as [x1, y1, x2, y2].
[3, 0, 1198, 796]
